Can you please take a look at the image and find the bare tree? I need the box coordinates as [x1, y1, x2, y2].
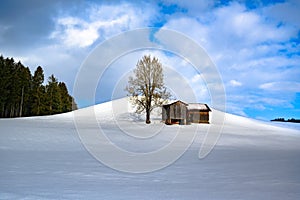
[126, 55, 171, 124]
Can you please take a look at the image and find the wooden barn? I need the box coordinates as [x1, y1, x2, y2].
[162, 101, 188, 125]
[162, 100, 211, 125]
[187, 103, 211, 124]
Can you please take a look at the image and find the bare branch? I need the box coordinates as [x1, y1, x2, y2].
[125, 55, 171, 124]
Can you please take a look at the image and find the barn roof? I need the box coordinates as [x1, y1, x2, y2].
[187, 103, 211, 111]
[163, 100, 211, 111]
[163, 100, 188, 107]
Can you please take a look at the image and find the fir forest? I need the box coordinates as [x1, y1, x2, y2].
[0, 55, 77, 118]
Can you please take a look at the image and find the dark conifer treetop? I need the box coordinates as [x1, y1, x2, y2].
[0, 55, 77, 118]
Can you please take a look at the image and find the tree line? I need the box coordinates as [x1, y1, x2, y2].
[271, 118, 300, 123]
[0, 55, 77, 118]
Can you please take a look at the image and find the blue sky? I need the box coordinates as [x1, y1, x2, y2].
[0, 0, 299, 120]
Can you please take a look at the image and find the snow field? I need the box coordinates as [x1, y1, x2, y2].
[0, 98, 300, 199]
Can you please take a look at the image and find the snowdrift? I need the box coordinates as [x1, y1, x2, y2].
[0, 98, 300, 199]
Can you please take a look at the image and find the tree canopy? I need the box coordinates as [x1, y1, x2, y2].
[0, 55, 77, 118]
[126, 55, 171, 124]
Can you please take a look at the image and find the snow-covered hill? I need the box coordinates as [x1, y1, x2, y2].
[0, 98, 300, 199]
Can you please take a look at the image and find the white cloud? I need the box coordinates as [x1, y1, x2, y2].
[228, 93, 293, 109]
[262, 0, 300, 29]
[98, 49, 211, 104]
[259, 81, 300, 92]
[191, 74, 202, 83]
[53, 17, 100, 47]
[260, 97, 293, 107]
[51, 2, 157, 48]
[163, 2, 298, 62]
[3, 0, 299, 117]
[217, 3, 297, 48]
[161, 1, 300, 117]
[229, 80, 242, 87]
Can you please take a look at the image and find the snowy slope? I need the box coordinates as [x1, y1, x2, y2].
[0, 98, 300, 200]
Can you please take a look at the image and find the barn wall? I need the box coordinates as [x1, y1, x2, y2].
[162, 101, 210, 125]
[200, 111, 209, 123]
[188, 110, 209, 123]
[162, 106, 168, 121]
[169, 103, 187, 119]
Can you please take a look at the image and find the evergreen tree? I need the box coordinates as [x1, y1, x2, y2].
[13, 61, 31, 117]
[0, 56, 8, 117]
[46, 74, 61, 114]
[5, 57, 16, 117]
[19, 67, 32, 116]
[0, 55, 77, 118]
[58, 82, 72, 112]
[31, 66, 44, 115]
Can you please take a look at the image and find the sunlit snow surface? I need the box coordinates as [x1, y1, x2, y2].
[1, 98, 300, 199]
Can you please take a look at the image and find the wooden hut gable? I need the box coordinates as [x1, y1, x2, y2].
[162, 100, 188, 124]
[171, 101, 188, 119]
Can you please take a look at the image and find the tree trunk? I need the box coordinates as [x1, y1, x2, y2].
[10, 106, 14, 118]
[146, 109, 151, 124]
[1, 103, 4, 117]
[19, 86, 24, 117]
